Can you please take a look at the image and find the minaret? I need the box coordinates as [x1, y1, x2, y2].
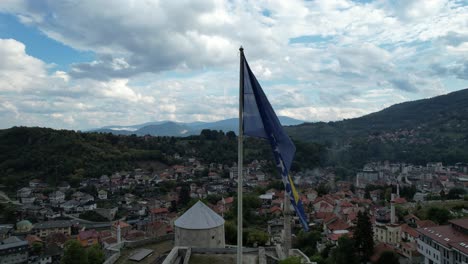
[117, 223, 121, 244]
[397, 183, 400, 198]
[390, 193, 396, 224]
[283, 194, 291, 257]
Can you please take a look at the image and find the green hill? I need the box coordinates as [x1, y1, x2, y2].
[286, 88, 468, 168]
[0, 127, 322, 189]
[0, 127, 171, 188]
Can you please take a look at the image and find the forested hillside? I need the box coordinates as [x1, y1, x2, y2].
[0, 127, 322, 188]
[286, 88, 468, 168]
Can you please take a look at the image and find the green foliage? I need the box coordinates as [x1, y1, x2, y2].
[205, 194, 222, 205]
[0, 203, 17, 223]
[178, 185, 191, 207]
[79, 211, 108, 222]
[279, 256, 302, 264]
[246, 229, 269, 246]
[426, 207, 452, 224]
[399, 185, 417, 201]
[447, 188, 467, 200]
[224, 221, 237, 244]
[293, 230, 322, 257]
[31, 242, 43, 255]
[395, 206, 408, 220]
[310, 254, 325, 264]
[327, 236, 358, 264]
[87, 244, 105, 264]
[354, 211, 374, 262]
[228, 194, 263, 226]
[286, 89, 468, 168]
[62, 240, 88, 264]
[0, 127, 324, 188]
[61, 240, 104, 264]
[316, 183, 330, 197]
[376, 251, 400, 264]
[0, 127, 171, 188]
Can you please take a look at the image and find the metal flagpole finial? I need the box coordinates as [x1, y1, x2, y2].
[239, 46, 244, 52]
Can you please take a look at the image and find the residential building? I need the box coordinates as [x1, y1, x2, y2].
[0, 236, 29, 264]
[48, 191, 65, 204]
[416, 218, 468, 264]
[33, 220, 75, 239]
[77, 229, 99, 247]
[98, 190, 107, 200]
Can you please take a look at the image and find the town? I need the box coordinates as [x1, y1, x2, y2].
[0, 154, 467, 264]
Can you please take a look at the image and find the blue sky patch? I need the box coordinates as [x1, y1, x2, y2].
[0, 14, 94, 71]
[289, 35, 333, 44]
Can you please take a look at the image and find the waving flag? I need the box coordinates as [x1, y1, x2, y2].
[241, 54, 309, 231]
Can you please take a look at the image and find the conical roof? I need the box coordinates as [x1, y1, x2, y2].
[175, 200, 224, 230]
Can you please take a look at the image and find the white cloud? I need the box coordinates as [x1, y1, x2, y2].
[0, 1, 467, 129]
[0, 38, 47, 91]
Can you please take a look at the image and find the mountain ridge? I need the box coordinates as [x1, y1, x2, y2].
[89, 116, 305, 136]
[285, 88, 468, 168]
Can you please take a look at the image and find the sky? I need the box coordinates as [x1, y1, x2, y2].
[0, 0, 467, 130]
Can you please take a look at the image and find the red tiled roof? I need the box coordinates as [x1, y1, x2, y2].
[393, 197, 407, 204]
[25, 235, 42, 245]
[417, 224, 468, 250]
[315, 212, 336, 220]
[340, 201, 353, 207]
[329, 232, 348, 241]
[113, 220, 130, 228]
[270, 206, 282, 213]
[224, 197, 234, 204]
[102, 237, 117, 244]
[450, 218, 468, 230]
[78, 229, 98, 240]
[99, 230, 112, 238]
[328, 220, 350, 231]
[401, 224, 418, 238]
[151, 208, 169, 214]
[416, 220, 437, 228]
[347, 212, 357, 222]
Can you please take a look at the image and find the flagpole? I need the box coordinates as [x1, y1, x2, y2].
[237, 46, 244, 264]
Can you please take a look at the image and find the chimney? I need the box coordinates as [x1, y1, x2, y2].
[390, 193, 396, 224]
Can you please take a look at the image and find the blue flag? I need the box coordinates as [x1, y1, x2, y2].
[242, 55, 309, 231]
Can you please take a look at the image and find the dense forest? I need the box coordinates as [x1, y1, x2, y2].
[0, 127, 322, 189]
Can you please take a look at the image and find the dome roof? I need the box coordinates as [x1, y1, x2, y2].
[16, 220, 33, 231]
[175, 201, 224, 230]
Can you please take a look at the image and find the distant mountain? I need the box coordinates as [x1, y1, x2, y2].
[90, 116, 305, 137]
[136, 122, 191, 136]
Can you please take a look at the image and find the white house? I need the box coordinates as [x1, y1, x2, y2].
[98, 190, 108, 200]
[49, 191, 65, 204]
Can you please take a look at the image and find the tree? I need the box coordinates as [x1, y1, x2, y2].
[426, 207, 451, 224]
[178, 185, 191, 207]
[376, 251, 400, 264]
[279, 256, 302, 264]
[354, 211, 374, 262]
[316, 183, 330, 196]
[62, 240, 87, 264]
[447, 188, 466, 199]
[87, 244, 105, 264]
[328, 236, 358, 264]
[246, 229, 269, 246]
[293, 230, 321, 257]
[224, 221, 237, 244]
[31, 242, 43, 256]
